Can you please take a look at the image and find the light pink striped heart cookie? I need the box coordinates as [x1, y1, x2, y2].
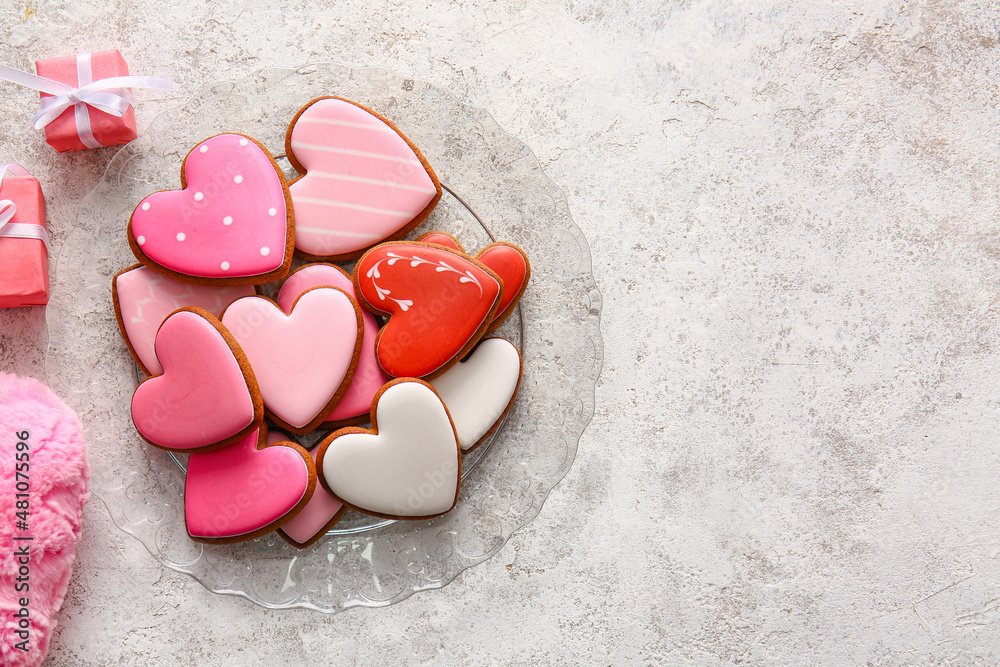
[285, 97, 442, 261]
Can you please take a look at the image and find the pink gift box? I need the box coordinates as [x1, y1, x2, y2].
[0, 173, 47, 308]
[34, 50, 137, 153]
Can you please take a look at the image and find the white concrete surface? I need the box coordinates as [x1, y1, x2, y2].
[3, 0, 1000, 664]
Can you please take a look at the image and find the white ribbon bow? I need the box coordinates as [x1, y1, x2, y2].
[0, 55, 173, 148]
[0, 164, 49, 251]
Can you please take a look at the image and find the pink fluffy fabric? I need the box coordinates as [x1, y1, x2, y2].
[0, 373, 88, 667]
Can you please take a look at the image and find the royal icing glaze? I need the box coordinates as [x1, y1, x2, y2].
[271, 429, 345, 547]
[113, 265, 255, 375]
[131, 308, 259, 451]
[318, 380, 460, 518]
[354, 243, 502, 378]
[417, 233, 529, 331]
[129, 133, 291, 282]
[429, 338, 522, 451]
[476, 243, 530, 331]
[185, 428, 313, 541]
[221, 288, 361, 431]
[417, 232, 462, 252]
[276, 263, 389, 424]
[286, 98, 440, 259]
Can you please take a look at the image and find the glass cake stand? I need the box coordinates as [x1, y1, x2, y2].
[45, 63, 603, 612]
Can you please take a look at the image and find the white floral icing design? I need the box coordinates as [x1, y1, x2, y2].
[365, 251, 484, 310]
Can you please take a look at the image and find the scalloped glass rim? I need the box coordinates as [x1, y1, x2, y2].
[45, 63, 603, 612]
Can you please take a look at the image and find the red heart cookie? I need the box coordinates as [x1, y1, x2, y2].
[417, 232, 530, 332]
[185, 427, 315, 543]
[130, 308, 263, 451]
[353, 242, 502, 379]
[476, 243, 530, 332]
[128, 133, 294, 285]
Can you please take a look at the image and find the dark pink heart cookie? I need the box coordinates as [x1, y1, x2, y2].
[130, 308, 263, 452]
[185, 427, 315, 543]
[128, 133, 294, 285]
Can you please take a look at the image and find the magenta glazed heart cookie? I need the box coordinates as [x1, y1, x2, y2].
[127, 133, 294, 285]
[131, 307, 263, 451]
[285, 97, 442, 261]
[185, 426, 315, 544]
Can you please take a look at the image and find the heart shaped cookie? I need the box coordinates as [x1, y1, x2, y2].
[476, 244, 530, 332]
[430, 337, 522, 451]
[221, 288, 362, 433]
[131, 308, 263, 451]
[272, 430, 346, 548]
[316, 379, 461, 519]
[275, 263, 390, 427]
[128, 133, 294, 285]
[353, 242, 502, 379]
[417, 232, 530, 332]
[113, 264, 255, 375]
[285, 97, 441, 261]
[185, 427, 315, 543]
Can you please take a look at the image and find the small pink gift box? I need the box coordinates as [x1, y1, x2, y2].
[0, 165, 48, 309]
[34, 50, 137, 153]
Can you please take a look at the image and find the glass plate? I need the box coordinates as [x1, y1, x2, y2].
[45, 63, 603, 612]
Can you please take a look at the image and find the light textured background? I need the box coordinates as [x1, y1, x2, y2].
[2, 0, 1000, 664]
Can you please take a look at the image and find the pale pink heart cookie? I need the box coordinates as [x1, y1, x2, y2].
[271, 430, 346, 549]
[275, 263, 389, 427]
[429, 338, 522, 451]
[113, 264, 256, 375]
[131, 308, 263, 452]
[184, 427, 315, 543]
[221, 288, 362, 434]
[128, 133, 294, 285]
[285, 97, 442, 261]
[316, 379, 461, 520]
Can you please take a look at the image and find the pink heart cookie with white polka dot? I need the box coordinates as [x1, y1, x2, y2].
[128, 133, 294, 286]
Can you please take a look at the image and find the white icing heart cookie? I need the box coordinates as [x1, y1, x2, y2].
[430, 337, 522, 451]
[316, 379, 461, 519]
